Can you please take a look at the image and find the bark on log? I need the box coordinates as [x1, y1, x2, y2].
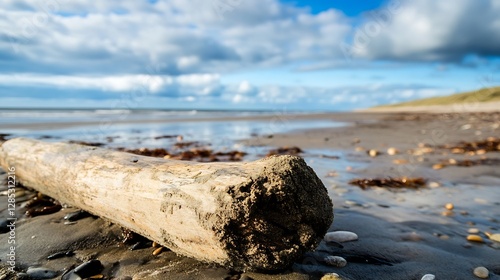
[0, 138, 333, 271]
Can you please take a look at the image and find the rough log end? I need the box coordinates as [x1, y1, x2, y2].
[217, 155, 333, 271]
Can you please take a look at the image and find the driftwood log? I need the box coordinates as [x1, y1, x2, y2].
[0, 138, 333, 271]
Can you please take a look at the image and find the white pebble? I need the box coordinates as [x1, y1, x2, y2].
[473, 266, 489, 279]
[461, 124, 472, 130]
[486, 232, 500, 242]
[321, 273, 342, 280]
[468, 228, 480, 234]
[387, 147, 399, 155]
[324, 256, 347, 268]
[421, 274, 435, 280]
[324, 231, 358, 243]
[368, 149, 380, 157]
[428, 182, 440, 188]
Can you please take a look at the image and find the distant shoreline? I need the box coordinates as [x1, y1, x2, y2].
[362, 101, 500, 113]
[1, 102, 499, 131]
[0, 112, 341, 131]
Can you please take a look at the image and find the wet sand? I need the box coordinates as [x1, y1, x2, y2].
[1, 110, 500, 280]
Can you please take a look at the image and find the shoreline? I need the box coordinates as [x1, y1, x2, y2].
[0, 112, 383, 131]
[362, 101, 500, 113]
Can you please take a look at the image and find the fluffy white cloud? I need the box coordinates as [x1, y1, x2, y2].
[3, 0, 499, 72]
[0, 72, 450, 110]
[0, 73, 220, 96]
[345, 0, 500, 62]
[0, 0, 498, 110]
[0, 0, 351, 76]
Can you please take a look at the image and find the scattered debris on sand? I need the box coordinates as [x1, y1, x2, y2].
[25, 193, 62, 217]
[173, 141, 200, 148]
[0, 133, 11, 142]
[433, 158, 500, 169]
[349, 177, 427, 190]
[68, 140, 105, 147]
[267, 146, 303, 156]
[154, 134, 180, 140]
[118, 147, 247, 162]
[441, 137, 500, 154]
[118, 147, 170, 157]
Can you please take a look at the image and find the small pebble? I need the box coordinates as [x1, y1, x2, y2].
[387, 147, 398, 155]
[461, 124, 472, 130]
[467, 235, 484, 243]
[463, 243, 473, 248]
[439, 235, 450, 240]
[441, 210, 454, 217]
[152, 247, 164, 256]
[324, 231, 358, 243]
[26, 267, 58, 279]
[345, 200, 362, 207]
[421, 274, 435, 280]
[64, 210, 91, 222]
[61, 271, 82, 280]
[445, 203, 454, 210]
[15, 190, 27, 197]
[368, 149, 380, 157]
[323, 256, 347, 268]
[17, 273, 29, 279]
[468, 228, 480, 234]
[321, 273, 342, 280]
[476, 149, 486, 155]
[432, 164, 444, 170]
[47, 250, 74, 260]
[473, 266, 489, 279]
[428, 182, 440, 188]
[485, 232, 500, 242]
[393, 159, 408, 164]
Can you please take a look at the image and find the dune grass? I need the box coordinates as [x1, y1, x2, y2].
[383, 86, 500, 107]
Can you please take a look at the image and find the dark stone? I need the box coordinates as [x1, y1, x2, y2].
[0, 219, 9, 234]
[47, 250, 74, 260]
[63, 210, 91, 222]
[73, 260, 104, 278]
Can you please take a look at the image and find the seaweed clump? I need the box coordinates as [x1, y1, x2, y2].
[349, 177, 427, 190]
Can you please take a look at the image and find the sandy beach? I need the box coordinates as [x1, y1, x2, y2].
[1, 109, 499, 280]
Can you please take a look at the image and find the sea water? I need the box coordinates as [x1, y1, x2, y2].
[0, 109, 343, 153]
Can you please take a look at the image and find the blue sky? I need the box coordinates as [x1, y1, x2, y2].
[287, 0, 387, 16]
[1, 0, 499, 111]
